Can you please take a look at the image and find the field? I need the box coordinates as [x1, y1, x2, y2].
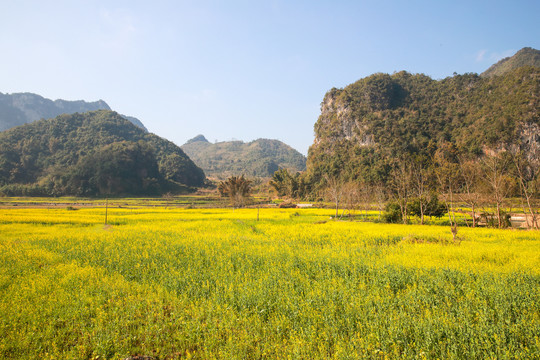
[0, 203, 539, 359]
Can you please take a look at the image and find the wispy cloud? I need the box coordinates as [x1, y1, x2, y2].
[475, 49, 487, 62]
[475, 48, 516, 63]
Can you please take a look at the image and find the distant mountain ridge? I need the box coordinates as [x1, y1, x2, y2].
[0, 92, 147, 131]
[481, 47, 540, 77]
[181, 136, 306, 178]
[186, 134, 210, 144]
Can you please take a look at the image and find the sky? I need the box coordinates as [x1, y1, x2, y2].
[1, 0, 539, 155]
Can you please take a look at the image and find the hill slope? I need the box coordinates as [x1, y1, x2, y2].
[0, 110, 204, 196]
[181, 136, 306, 178]
[0, 92, 147, 131]
[307, 59, 539, 186]
[481, 47, 540, 77]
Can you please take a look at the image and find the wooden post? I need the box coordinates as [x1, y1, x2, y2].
[105, 198, 108, 225]
[257, 205, 260, 221]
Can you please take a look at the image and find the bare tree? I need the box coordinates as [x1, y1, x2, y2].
[358, 182, 373, 220]
[323, 175, 344, 219]
[162, 192, 174, 209]
[341, 181, 361, 219]
[457, 156, 483, 227]
[481, 153, 513, 228]
[513, 153, 539, 230]
[411, 161, 433, 225]
[374, 183, 387, 221]
[389, 158, 413, 224]
[435, 145, 460, 241]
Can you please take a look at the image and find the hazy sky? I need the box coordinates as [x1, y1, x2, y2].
[1, 0, 539, 154]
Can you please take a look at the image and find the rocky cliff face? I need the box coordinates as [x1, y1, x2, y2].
[0, 92, 147, 131]
[314, 89, 374, 147]
[518, 122, 540, 165]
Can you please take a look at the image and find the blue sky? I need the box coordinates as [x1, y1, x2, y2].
[1, 0, 539, 154]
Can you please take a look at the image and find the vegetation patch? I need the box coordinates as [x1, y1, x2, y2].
[1, 206, 538, 359]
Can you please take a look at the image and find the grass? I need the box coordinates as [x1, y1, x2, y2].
[0, 205, 539, 359]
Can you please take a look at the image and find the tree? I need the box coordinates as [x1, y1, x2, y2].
[218, 175, 252, 209]
[482, 153, 514, 228]
[323, 175, 344, 219]
[269, 169, 298, 198]
[372, 183, 387, 221]
[411, 160, 433, 225]
[162, 192, 174, 209]
[341, 181, 361, 218]
[458, 156, 483, 227]
[409, 194, 446, 220]
[389, 158, 413, 224]
[513, 153, 539, 229]
[383, 202, 402, 223]
[435, 144, 460, 241]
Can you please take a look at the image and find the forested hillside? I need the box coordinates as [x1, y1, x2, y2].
[307, 64, 539, 186]
[0, 110, 205, 196]
[0, 92, 147, 131]
[181, 135, 306, 178]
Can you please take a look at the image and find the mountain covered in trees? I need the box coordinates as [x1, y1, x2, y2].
[0, 92, 147, 131]
[181, 135, 306, 178]
[0, 110, 205, 196]
[306, 47, 539, 189]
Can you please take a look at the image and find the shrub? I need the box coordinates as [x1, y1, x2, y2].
[383, 202, 401, 223]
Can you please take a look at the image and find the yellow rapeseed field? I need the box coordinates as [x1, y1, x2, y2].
[0, 206, 539, 359]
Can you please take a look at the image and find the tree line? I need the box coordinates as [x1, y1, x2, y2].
[268, 147, 539, 230]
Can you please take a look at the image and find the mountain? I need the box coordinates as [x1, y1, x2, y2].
[306, 56, 539, 188]
[181, 136, 306, 178]
[0, 92, 147, 131]
[481, 47, 540, 77]
[186, 134, 210, 144]
[0, 110, 205, 196]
